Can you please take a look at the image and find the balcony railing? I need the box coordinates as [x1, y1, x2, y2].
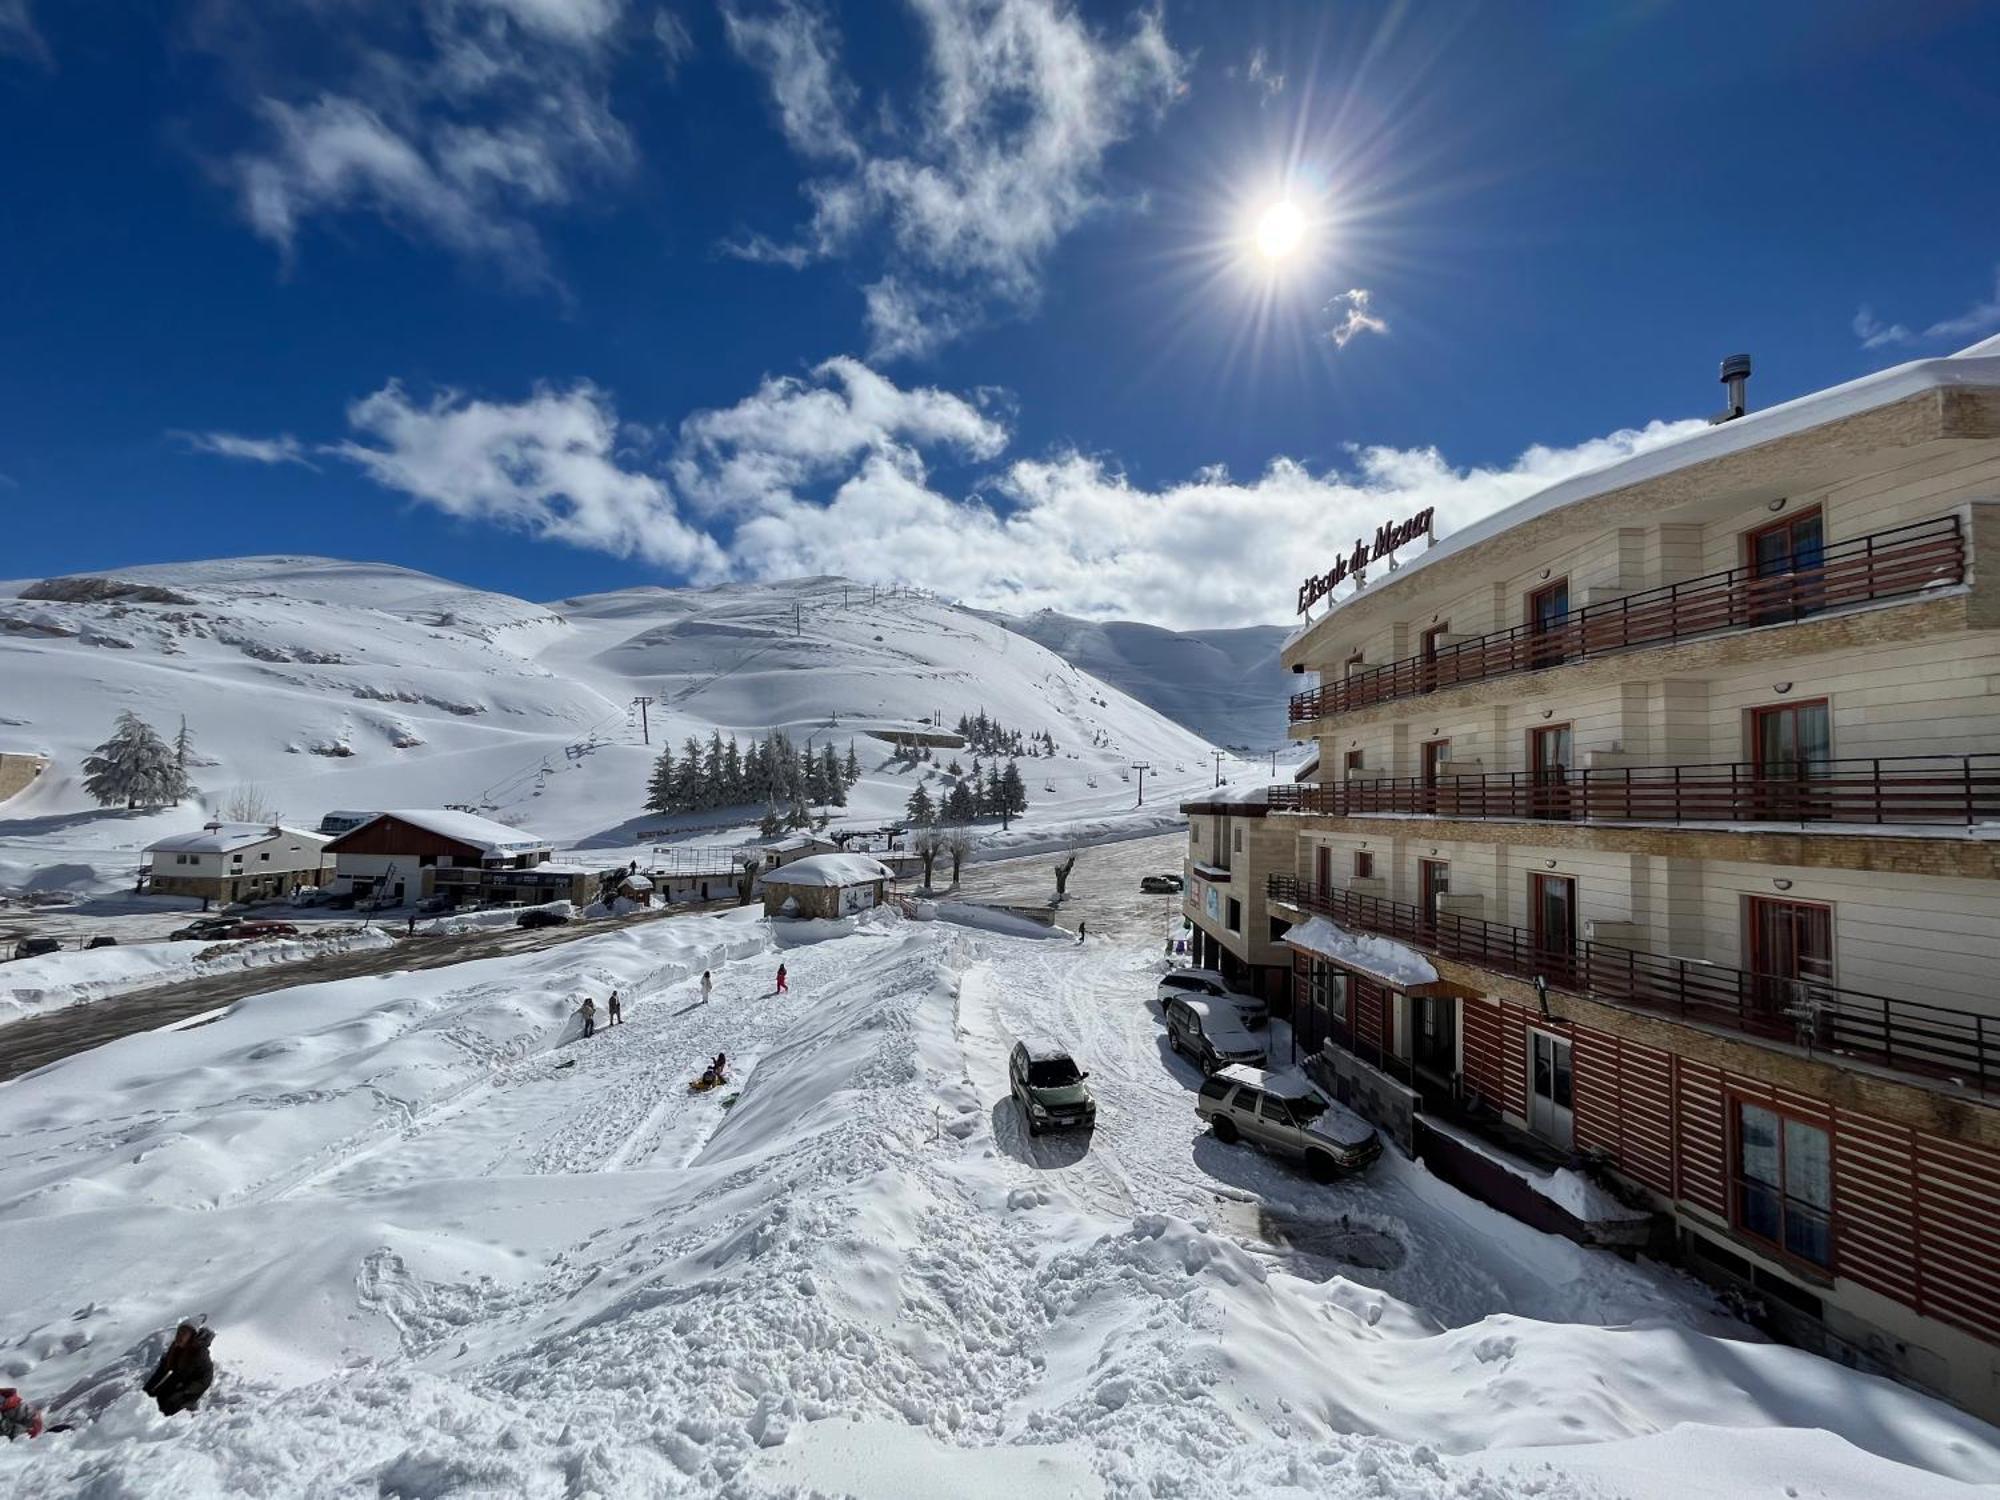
[1289, 515, 1966, 723]
[1267, 875, 1995, 1094]
[1268, 753, 2000, 829]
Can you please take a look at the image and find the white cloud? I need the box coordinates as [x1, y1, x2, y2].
[652, 8, 695, 75]
[329, 380, 725, 573]
[862, 276, 982, 361]
[1852, 306, 1912, 351]
[211, 0, 634, 275]
[1243, 47, 1284, 101]
[1924, 269, 2000, 342]
[0, 0, 48, 67]
[175, 430, 320, 469]
[1327, 288, 1387, 349]
[723, 0, 1186, 356]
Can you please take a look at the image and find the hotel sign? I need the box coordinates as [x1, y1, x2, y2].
[1296, 507, 1435, 615]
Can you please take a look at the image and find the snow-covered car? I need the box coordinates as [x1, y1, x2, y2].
[1195, 1065, 1381, 1181]
[231, 921, 300, 940]
[1139, 873, 1183, 894]
[9, 937, 60, 961]
[1162, 995, 1267, 1074]
[1156, 968, 1268, 1029]
[169, 917, 242, 942]
[1009, 1038, 1096, 1136]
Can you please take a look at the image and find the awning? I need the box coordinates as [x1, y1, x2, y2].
[1282, 915, 1443, 991]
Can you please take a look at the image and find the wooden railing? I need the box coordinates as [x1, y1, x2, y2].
[1267, 753, 2000, 828]
[1267, 875, 1994, 1094]
[1289, 515, 1966, 723]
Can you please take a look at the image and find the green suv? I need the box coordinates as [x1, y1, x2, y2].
[1010, 1039, 1097, 1136]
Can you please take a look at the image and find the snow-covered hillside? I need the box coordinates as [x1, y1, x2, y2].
[980, 609, 1292, 751]
[0, 559, 1227, 892]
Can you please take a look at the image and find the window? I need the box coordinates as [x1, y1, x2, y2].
[1344, 749, 1364, 777]
[1747, 897, 1834, 1020]
[1733, 1101, 1833, 1268]
[259, 852, 270, 862]
[176, 854, 189, 865]
[1233, 827, 1244, 853]
[1745, 508, 1826, 625]
[1750, 701, 1831, 820]
[1527, 579, 1570, 667]
[231, 853, 243, 863]
[1353, 851, 1375, 880]
[1227, 897, 1242, 932]
[1258, 1094, 1295, 1126]
[1528, 724, 1573, 818]
[1531, 873, 1577, 970]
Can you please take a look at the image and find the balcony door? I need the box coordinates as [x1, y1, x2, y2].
[1527, 1031, 1574, 1147]
[1527, 579, 1570, 668]
[1419, 622, 1448, 694]
[1751, 700, 1830, 821]
[1746, 509, 1826, 625]
[1419, 858, 1450, 937]
[1748, 897, 1834, 1025]
[1528, 723, 1573, 820]
[1313, 844, 1332, 893]
[1421, 738, 1450, 815]
[1531, 872, 1577, 984]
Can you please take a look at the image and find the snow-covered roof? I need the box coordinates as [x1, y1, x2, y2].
[1291, 346, 2000, 641]
[1017, 1037, 1075, 1063]
[145, 822, 328, 855]
[756, 852, 895, 888]
[343, 810, 550, 854]
[1282, 915, 1441, 989]
[1216, 1063, 1313, 1098]
[1182, 782, 1271, 815]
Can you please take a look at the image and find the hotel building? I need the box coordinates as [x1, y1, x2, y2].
[1211, 341, 2000, 1420]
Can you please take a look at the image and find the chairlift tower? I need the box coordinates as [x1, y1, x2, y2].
[1130, 761, 1152, 807]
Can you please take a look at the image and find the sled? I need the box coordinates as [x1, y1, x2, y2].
[553, 1058, 577, 1071]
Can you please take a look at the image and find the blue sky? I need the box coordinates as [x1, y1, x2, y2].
[3, 0, 1998, 626]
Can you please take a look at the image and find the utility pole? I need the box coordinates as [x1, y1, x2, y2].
[794, 601, 802, 636]
[632, 696, 655, 746]
[1269, 748, 1277, 777]
[1212, 749, 1224, 786]
[1130, 761, 1151, 806]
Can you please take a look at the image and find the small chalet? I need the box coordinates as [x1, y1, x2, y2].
[323, 810, 591, 909]
[758, 833, 841, 868]
[757, 853, 895, 919]
[144, 822, 334, 905]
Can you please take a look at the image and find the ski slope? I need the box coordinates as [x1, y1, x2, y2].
[0, 908, 1990, 1496]
[0, 558, 1230, 893]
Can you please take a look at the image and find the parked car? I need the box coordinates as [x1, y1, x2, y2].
[1155, 968, 1269, 1028]
[10, 937, 60, 961]
[231, 921, 300, 940]
[1162, 995, 1267, 1074]
[1009, 1039, 1097, 1136]
[169, 917, 243, 942]
[86, 935, 119, 949]
[416, 893, 454, 914]
[517, 908, 571, 929]
[1139, 873, 1183, 894]
[1196, 1065, 1381, 1181]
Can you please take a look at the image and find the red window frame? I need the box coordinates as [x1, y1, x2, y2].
[1742, 506, 1825, 573]
[1727, 1093, 1836, 1272]
[1313, 845, 1332, 889]
[1526, 578, 1571, 667]
[1418, 858, 1449, 927]
[1527, 723, 1573, 818]
[1742, 507, 1827, 624]
[1530, 872, 1577, 976]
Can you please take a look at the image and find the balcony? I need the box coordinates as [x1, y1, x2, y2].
[1267, 875, 1996, 1094]
[1289, 515, 1966, 724]
[1268, 753, 2000, 829]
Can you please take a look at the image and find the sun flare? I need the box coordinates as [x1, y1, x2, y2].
[1252, 199, 1307, 262]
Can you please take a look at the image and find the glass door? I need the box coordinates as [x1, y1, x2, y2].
[1528, 723, 1573, 820]
[1747, 510, 1827, 624]
[1748, 897, 1834, 1027]
[1751, 700, 1831, 821]
[1411, 995, 1457, 1080]
[1527, 1031, 1574, 1146]
[1421, 738, 1450, 815]
[1527, 579, 1570, 668]
[1419, 858, 1449, 938]
[1531, 872, 1577, 983]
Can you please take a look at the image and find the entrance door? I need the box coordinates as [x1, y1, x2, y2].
[1419, 858, 1450, 937]
[1748, 897, 1834, 1024]
[1528, 724, 1573, 820]
[1527, 1031, 1574, 1146]
[1747, 509, 1827, 624]
[1751, 700, 1831, 820]
[1411, 994, 1457, 1079]
[1531, 872, 1577, 984]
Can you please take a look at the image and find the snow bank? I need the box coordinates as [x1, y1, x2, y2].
[968, 806, 1189, 863]
[932, 901, 1068, 940]
[428, 898, 576, 933]
[1423, 1117, 1649, 1223]
[0, 926, 395, 1026]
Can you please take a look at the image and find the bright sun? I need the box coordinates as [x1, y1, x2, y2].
[1253, 199, 1307, 262]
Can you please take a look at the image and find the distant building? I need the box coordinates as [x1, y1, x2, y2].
[0, 752, 49, 807]
[316, 810, 380, 836]
[144, 822, 334, 904]
[757, 853, 895, 919]
[758, 833, 841, 867]
[323, 810, 592, 908]
[1177, 783, 1294, 1004]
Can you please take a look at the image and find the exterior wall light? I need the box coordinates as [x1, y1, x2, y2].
[1767, 497, 1787, 513]
[1546, 859, 1558, 869]
[1774, 682, 1793, 694]
[1773, 878, 1794, 891]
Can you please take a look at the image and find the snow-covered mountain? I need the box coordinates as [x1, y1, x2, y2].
[0, 557, 1227, 889]
[977, 609, 1291, 750]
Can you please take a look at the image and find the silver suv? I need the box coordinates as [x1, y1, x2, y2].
[1010, 1039, 1096, 1136]
[1195, 1065, 1381, 1181]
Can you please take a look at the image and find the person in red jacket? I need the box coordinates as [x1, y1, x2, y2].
[776, 963, 788, 995]
[0, 1386, 44, 1441]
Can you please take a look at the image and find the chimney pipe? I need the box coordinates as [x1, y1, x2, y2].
[1710, 352, 1752, 425]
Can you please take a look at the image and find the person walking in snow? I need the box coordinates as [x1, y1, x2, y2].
[143, 1323, 215, 1417]
[579, 995, 597, 1039]
[775, 963, 788, 995]
[1077, 920, 1087, 944]
[607, 990, 623, 1026]
[700, 970, 713, 1004]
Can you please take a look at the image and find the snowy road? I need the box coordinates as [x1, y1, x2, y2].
[1, 907, 1995, 1497]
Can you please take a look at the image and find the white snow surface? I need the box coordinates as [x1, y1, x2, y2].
[756, 852, 896, 888]
[141, 822, 328, 855]
[0, 560, 1227, 898]
[1, 913, 1995, 1496]
[1282, 914, 1441, 987]
[0, 926, 395, 1026]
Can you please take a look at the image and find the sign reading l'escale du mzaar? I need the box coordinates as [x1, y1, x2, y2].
[1296, 507, 1435, 615]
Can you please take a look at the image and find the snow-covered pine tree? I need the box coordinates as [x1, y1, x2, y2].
[82, 710, 181, 809]
[645, 745, 676, 813]
[673, 735, 706, 810]
[173, 716, 197, 789]
[944, 777, 976, 823]
[819, 744, 844, 807]
[704, 732, 725, 801]
[723, 736, 744, 804]
[758, 805, 782, 838]
[905, 781, 935, 825]
[843, 740, 861, 786]
[982, 764, 1003, 818]
[1000, 759, 1028, 817]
